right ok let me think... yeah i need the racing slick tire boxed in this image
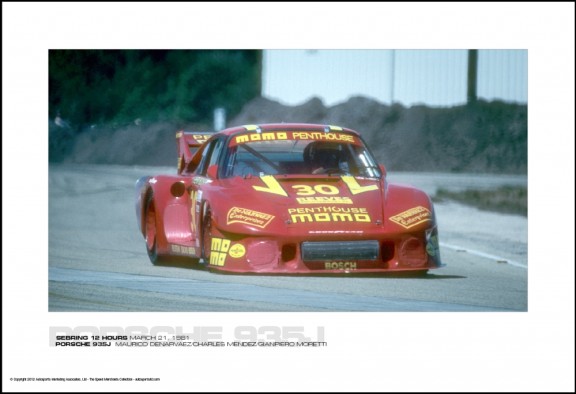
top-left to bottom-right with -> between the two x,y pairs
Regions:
201,205 -> 213,265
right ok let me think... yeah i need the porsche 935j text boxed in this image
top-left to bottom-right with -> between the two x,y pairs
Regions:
135,123 -> 442,274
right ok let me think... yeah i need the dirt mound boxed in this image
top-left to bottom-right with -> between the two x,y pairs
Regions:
231,96 -> 527,173
51,96 -> 527,174
60,122 -> 178,166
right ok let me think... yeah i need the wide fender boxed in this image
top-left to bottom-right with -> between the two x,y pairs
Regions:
200,186 -> 285,237
135,175 -> 193,239
198,188 -> 235,231
383,184 -> 437,232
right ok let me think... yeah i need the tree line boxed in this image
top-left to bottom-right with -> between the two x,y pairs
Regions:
49,50 -> 262,131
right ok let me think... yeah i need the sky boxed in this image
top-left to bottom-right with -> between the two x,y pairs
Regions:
263,49 -> 528,107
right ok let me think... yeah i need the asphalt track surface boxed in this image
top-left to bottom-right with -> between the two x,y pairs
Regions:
48,164 -> 527,312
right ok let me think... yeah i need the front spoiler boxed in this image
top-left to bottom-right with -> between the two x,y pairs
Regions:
162,225 -> 442,275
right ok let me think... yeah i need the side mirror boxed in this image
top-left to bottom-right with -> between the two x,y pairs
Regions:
379,164 -> 387,178
207,164 -> 219,179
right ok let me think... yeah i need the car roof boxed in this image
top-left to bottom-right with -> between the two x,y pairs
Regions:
215,123 -> 361,138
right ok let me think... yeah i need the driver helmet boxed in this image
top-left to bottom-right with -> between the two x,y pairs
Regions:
303,142 -> 344,171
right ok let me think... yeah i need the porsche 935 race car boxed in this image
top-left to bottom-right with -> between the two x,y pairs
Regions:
135,123 -> 442,274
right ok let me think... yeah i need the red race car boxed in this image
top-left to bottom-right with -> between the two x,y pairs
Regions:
135,123 -> 442,274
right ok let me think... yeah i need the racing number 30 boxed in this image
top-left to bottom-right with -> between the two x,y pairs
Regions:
292,177 -> 379,196
253,175 -> 378,196
292,184 -> 339,196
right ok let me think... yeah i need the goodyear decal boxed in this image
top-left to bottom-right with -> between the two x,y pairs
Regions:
288,206 -> 371,223
227,207 -> 275,228
231,131 -> 359,146
389,206 -> 432,229
324,262 -> 357,270
209,238 -> 246,265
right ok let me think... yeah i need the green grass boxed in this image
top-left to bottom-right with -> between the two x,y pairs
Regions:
433,185 -> 527,216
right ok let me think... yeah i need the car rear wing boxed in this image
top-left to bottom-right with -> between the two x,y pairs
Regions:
176,130 -> 214,174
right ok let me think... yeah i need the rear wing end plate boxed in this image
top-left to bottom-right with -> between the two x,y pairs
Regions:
176,130 -> 215,174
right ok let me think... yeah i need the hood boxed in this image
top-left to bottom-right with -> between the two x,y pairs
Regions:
213,174 -> 384,235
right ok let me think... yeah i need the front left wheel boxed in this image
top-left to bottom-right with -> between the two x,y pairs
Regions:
201,206 -> 212,265
144,192 -> 164,265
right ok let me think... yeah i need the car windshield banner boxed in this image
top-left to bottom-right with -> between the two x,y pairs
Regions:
229,131 -> 361,147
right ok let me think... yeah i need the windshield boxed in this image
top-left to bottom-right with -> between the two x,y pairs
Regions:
222,131 -> 381,179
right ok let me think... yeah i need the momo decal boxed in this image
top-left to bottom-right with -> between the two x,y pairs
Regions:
209,238 -> 231,266
227,207 -> 275,228
209,238 -> 247,265
234,132 -> 288,145
389,206 -> 432,229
